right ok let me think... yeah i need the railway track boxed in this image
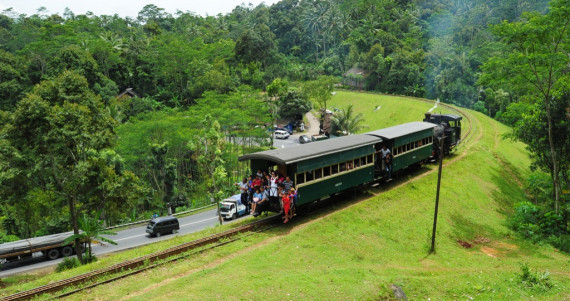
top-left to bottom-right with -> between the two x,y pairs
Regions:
2,99 -> 473,301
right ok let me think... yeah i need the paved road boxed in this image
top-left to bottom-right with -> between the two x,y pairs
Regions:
0,208 -> 249,277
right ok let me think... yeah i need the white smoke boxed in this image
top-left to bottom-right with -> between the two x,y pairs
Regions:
428,98 -> 440,113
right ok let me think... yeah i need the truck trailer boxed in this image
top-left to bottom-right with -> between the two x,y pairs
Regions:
0,232 -> 82,264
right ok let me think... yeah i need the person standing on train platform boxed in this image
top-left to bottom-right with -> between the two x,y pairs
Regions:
282,176 -> 293,192
287,187 -> 297,220
381,145 -> 392,179
281,192 -> 291,223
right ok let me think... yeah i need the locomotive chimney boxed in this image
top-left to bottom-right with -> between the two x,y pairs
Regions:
424,112 -> 432,121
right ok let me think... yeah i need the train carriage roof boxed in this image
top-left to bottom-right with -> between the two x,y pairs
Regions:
365,122 -> 436,140
238,134 -> 381,165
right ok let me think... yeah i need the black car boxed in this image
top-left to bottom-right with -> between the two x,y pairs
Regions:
299,135 -> 311,144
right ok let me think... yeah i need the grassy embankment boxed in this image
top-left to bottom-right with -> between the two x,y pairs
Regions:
4,91 -> 569,300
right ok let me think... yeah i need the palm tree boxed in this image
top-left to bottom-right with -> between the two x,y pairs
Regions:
330,104 -> 368,135
65,213 -> 118,262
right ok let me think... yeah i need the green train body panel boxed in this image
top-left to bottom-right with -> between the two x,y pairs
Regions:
391,144 -> 432,172
296,166 -> 374,206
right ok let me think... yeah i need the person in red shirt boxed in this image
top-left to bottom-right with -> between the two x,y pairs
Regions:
252,175 -> 263,191
282,193 -> 291,223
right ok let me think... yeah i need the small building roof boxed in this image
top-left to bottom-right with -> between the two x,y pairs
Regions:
117,88 -> 139,98
238,135 -> 381,165
365,122 -> 436,140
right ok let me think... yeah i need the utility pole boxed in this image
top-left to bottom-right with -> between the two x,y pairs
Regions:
431,135 -> 445,253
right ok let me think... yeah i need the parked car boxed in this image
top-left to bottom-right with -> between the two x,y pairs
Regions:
299,135 -> 311,144
275,127 -> 293,134
146,216 -> 180,237
275,130 -> 290,139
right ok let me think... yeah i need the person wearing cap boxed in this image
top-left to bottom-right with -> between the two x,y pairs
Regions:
287,187 -> 297,220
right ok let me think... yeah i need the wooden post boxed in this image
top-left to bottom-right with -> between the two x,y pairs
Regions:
431,136 -> 444,253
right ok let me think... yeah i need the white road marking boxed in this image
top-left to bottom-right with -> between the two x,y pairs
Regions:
181,216 -> 218,227
113,216 -> 219,242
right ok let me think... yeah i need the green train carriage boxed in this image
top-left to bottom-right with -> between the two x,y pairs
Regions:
366,122 -> 437,176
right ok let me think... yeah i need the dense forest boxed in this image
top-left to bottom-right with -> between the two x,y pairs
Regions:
0,0 -> 568,253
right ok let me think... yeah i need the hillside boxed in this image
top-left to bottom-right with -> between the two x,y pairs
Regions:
63,98 -> 570,300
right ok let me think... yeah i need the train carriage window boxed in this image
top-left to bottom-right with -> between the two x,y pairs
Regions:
360,157 -> 366,166
367,154 -> 373,164
332,164 -> 339,174
306,170 -> 314,181
323,166 -> 331,177
296,173 -> 305,184
314,168 -> 323,179
340,162 -> 346,171
415,141 -> 418,148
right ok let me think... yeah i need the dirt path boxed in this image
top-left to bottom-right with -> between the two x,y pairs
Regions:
305,110 -> 321,136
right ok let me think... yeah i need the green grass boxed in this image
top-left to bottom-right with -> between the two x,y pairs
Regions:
329,90 -> 456,132
4,92 -> 570,300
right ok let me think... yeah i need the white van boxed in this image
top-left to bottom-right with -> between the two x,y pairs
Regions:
275,130 -> 290,139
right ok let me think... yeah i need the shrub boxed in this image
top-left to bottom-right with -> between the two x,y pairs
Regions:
56,257 -> 80,272
518,263 -> 552,291
509,202 -> 541,240
548,234 -> 570,253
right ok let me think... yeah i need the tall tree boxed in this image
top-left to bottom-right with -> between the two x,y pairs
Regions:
303,75 -> 338,111
479,0 -> 570,213
0,71 -> 116,262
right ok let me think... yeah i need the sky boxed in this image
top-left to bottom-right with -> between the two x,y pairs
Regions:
0,0 -> 281,18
